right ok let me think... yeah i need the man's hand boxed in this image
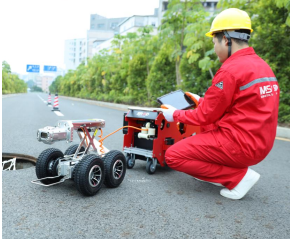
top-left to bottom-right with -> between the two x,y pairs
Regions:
185,92 -> 200,107
160,104 -> 177,122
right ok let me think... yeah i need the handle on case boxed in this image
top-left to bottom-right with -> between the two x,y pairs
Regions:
184,92 -> 198,108
161,105 -> 168,109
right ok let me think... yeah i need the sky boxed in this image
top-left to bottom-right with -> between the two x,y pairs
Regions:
1,0 -> 160,76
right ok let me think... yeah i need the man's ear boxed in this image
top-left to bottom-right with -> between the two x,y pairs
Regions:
223,35 -> 229,46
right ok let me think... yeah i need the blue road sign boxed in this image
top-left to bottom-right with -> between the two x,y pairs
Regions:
26,65 -> 40,73
44,65 -> 57,72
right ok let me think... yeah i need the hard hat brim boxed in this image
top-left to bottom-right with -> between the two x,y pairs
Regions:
205,31 -> 214,37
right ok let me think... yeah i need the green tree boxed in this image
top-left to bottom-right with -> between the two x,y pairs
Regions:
49,75 -> 62,93
122,27 -> 160,104
26,79 -> 36,89
181,5 -> 220,94
31,85 -> 43,92
127,54 -> 148,105
179,54 -> 213,96
147,45 -> 176,106
160,0 -> 206,87
130,26 -> 158,76
2,61 -> 27,94
2,61 -> 11,73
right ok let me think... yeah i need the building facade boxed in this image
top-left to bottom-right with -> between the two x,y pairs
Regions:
92,9 -> 159,55
118,15 -> 158,36
158,0 -> 219,25
86,14 -> 126,60
35,75 -> 54,92
64,14 -> 126,71
90,14 -> 125,32
64,38 -> 87,71
86,30 -> 115,61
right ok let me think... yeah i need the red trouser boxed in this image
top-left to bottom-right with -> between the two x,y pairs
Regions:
165,127 -> 263,190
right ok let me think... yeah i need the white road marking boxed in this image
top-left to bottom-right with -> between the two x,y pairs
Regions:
37,94 -> 46,103
37,94 -> 64,116
54,111 -> 64,117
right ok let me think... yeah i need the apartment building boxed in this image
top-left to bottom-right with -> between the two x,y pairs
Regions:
64,38 -> 87,71
119,8 -> 158,35
158,0 -> 219,25
64,14 -> 126,71
86,30 -> 115,61
90,14 -> 125,32
35,75 -> 54,92
119,16 -> 158,35
87,14 -> 126,59
202,0 -> 219,13
92,14 -> 158,55
92,9 -> 159,55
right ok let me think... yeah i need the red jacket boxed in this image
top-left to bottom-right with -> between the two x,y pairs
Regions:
173,47 -> 279,160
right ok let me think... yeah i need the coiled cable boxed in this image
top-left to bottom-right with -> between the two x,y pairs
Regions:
98,126 -> 148,154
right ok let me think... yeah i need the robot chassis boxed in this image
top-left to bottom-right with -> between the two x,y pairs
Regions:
32,119 -> 126,196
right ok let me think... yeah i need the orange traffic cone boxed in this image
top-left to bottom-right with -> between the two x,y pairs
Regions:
52,93 -> 60,111
47,92 -> 52,105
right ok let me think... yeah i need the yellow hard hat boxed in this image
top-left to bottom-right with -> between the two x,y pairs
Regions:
206,8 -> 253,37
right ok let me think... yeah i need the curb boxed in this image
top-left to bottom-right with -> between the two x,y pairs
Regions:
276,127 -> 290,140
60,95 -> 130,111
60,95 -> 290,140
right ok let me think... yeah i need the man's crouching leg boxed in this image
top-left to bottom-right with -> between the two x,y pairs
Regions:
164,135 -> 258,199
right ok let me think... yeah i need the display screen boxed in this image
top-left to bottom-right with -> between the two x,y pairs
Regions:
157,90 -> 195,110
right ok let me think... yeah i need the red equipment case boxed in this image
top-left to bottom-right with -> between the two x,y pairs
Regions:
123,107 -> 200,174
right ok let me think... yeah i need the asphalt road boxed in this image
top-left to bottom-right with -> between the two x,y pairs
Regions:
2,93 -> 290,239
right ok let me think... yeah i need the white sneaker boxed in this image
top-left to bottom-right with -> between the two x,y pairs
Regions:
194,177 -> 223,187
220,168 -> 260,200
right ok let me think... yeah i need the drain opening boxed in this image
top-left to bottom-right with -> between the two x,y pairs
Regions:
2,153 -> 36,170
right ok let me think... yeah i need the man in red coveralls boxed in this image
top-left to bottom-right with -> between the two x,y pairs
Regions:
160,8 -> 280,199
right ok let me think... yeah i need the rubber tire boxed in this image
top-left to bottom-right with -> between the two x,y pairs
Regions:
102,150 -> 126,188
64,144 -> 85,156
146,160 -> 156,175
74,154 -> 105,196
126,154 -> 135,169
36,148 -> 64,184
